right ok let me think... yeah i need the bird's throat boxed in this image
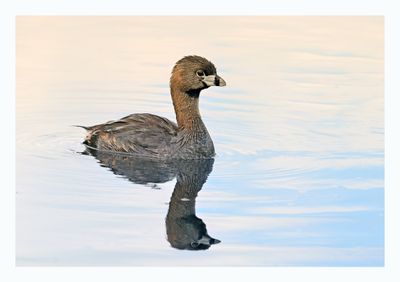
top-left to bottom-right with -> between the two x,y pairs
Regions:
171,88 -> 205,131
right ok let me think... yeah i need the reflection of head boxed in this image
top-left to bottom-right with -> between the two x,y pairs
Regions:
166,213 -> 220,250
165,159 -> 221,250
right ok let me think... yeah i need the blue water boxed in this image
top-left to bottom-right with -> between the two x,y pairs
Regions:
16,16 -> 384,266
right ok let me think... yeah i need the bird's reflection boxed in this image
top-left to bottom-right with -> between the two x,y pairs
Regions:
83,148 -> 221,250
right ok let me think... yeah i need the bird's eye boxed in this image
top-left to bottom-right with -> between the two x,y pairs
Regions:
196,70 -> 205,77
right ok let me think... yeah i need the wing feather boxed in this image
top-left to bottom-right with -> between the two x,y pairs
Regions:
84,113 -> 178,156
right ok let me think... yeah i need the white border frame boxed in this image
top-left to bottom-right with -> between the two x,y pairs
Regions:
1,1 -> 398,281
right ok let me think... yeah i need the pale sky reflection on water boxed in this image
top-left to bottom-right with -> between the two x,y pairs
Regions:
16,16 -> 383,266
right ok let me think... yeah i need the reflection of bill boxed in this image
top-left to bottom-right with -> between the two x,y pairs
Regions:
83,148 -> 221,250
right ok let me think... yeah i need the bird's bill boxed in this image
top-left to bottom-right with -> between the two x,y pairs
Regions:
203,75 -> 226,87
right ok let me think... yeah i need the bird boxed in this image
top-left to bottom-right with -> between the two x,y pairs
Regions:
77,55 -> 226,159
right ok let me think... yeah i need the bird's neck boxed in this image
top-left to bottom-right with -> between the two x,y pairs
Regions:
171,87 -> 206,132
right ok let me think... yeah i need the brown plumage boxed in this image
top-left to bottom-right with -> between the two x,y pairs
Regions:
78,55 -> 226,159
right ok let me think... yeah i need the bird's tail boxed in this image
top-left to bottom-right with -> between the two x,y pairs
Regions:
73,125 -> 97,147
72,125 -> 91,130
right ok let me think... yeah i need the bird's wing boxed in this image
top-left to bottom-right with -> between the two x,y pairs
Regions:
84,113 -> 178,155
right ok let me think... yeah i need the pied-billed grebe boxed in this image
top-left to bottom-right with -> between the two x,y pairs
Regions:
78,55 -> 226,159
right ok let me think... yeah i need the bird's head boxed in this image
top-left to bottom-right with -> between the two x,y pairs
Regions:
170,55 -> 226,97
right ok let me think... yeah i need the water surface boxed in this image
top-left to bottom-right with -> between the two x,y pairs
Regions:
16,16 -> 384,266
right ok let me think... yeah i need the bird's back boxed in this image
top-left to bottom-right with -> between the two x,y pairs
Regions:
82,113 -> 178,158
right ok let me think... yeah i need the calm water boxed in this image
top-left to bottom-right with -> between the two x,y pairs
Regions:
16,16 -> 384,266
